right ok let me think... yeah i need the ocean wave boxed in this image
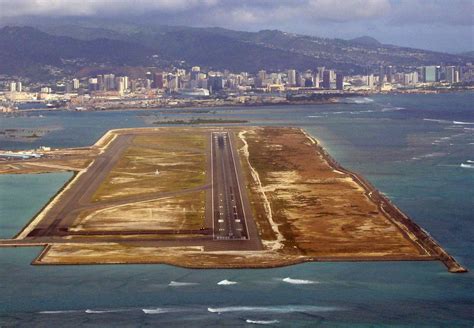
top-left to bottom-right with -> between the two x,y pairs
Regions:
85,309 -> 129,314
246,319 -> 280,325
39,310 -> 81,314
217,279 -> 238,285
467,160 -> 474,163
381,107 -> 403,112
411,152 -> 446,160
460,163 -> 474,169
207,305 -> 341,314
348,97 -> 374,104
282,277 -> 318,285
168,281 -> 199,287
453,121 -> 474,125
307,115 -> 322,118
142,308 -> 170,314
423,118 -> 451,124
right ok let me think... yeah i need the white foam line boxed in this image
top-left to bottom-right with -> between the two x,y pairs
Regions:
217,279 -> 238,285
282,277 -> 318,285
208,305 -> 342,313
246,319 -> 280,325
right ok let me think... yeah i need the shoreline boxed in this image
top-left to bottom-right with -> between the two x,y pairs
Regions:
0,127 -> 467,273
303,130 -> 467,273
4,88 -> 472,114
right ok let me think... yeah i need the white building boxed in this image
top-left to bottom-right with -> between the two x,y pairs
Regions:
72,78 -> 80,89
287,69 -> 296,86
446,66 -> 459,84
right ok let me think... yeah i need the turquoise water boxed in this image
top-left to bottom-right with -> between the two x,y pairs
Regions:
0,93 -> 473,326
0,173 -> 72,238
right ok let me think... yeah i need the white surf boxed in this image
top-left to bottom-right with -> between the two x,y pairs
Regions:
217,279 -> 238,285
282,277 -> 318,285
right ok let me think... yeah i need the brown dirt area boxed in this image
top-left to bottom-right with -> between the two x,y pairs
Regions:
239,127 -> 426,258
70,191 -> 206,232
30,127 -> 457,269
92,131 -> 207,202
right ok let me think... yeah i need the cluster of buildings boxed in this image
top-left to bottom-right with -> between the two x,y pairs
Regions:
1,63 -> 472,111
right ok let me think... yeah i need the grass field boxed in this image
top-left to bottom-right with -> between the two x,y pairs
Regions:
239,127 -> 425,257
71,191 -> 206,232
92,131 -> 207,202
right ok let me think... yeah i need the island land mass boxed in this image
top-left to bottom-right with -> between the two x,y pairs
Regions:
0,127 -> 467,273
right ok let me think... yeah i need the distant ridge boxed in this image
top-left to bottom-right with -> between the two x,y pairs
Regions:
349,36 -> 381,46
0,24 -> 471,81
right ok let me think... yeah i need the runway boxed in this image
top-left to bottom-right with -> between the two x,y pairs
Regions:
211,132 -> 249,240
26,134 -> 133,237
21,129 -> 262,251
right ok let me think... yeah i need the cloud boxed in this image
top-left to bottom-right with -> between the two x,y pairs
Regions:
0,0 -> 392,21
0,0 -> 470,52
0,0 -> 219,17
389,0 -> 473,26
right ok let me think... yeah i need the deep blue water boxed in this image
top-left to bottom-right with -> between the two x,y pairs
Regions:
0,93 -> 473,327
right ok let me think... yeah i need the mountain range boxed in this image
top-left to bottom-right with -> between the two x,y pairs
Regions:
0,22 -> 470,81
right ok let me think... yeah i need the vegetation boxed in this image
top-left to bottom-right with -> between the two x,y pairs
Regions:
153,118 -> 248,125
93,131 -> 207,202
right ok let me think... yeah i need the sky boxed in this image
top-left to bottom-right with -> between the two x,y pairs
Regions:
0,0 -> 473,53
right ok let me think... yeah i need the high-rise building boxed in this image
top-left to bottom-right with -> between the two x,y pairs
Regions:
322,70 -> 331,89
287,69 -> 296,86
167,74 -> 179,91
9,82 -> 16,92
88,78 -> 99,92
117,77 -> 128,94
97,75 -> 104,91
386,66 -> 394,83
191,66 -> 201,80
336,73 -> 344,90
313,73 -> 320,88
367,74 -> 374,88
72,78 -> 80,89
317,67 -> 325,78
412,71 -> 419,84
423,66 -> 438,82
130,80 -> 138,92
123,76 -> 129,91
16,82 -> 22,92
153,73 -> 164,89
208,75 -> 224,93
104,74 -> 115,91
446,66 -> 459,84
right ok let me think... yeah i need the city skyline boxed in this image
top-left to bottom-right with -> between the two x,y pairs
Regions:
0,0 -> 472,53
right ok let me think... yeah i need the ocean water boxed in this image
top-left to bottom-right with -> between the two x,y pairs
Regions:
0,92 -> 473,326
0,173 -> 73,239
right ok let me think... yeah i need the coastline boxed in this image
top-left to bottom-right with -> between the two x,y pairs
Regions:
303,130 -> 467,273
0,127 -> 467,273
